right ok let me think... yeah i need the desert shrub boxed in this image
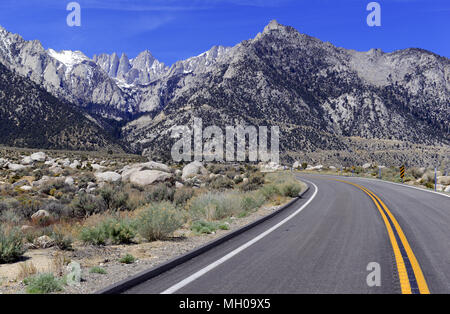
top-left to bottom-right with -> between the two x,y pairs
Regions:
0,227 -> 26,263
302,163 -> 308,170
119,254 -> 136,264
51,230 -> 73,251
80,217 -> 136,245
136,202 -> 184,241
280,182 -> 303,197
240,173 -> 265,191
16,197 -> 41,219
80,225 -> 108,246
0,200 -> 9,214
78,173 -> 96,189
189,192 -> 243,221
89,266 -> 107,274
70,193 -> 106,218
208,176 -> 234,190
24,273 -> 64,294
259,184 -> 280,200
107,218 -> 136,244
241,192 -> 266,212
32,169 -> 49,181
207,163 -> 223,175
0,208 -> 22,224
173,188 -> 195,206
146,184 -> 175,203
40,180 -> 65,195
425,182 -> 435,189
191,220 -> 230,234
98,186 -> 129,211
42,201 -> 68,220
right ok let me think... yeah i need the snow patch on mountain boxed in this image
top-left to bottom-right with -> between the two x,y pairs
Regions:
47,49 -> 89,71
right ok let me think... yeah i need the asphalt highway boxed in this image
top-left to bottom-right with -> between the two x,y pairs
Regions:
123,174 -> 450,294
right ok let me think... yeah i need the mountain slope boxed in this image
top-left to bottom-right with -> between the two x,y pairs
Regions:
0,21 -> 448,165
0,26 -> 136,120
122,20 -> 449,160
0,62 -> 123,151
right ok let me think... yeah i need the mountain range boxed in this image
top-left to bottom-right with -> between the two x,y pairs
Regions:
0,21 -> 448,165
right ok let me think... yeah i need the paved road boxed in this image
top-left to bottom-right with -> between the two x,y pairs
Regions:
124,174 -> 450,294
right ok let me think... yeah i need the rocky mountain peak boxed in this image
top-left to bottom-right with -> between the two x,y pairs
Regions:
263,19 -> 284,33
118,53 -> 131,76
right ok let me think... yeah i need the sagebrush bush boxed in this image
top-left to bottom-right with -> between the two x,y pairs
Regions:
119,254 -> 136,264
208,176 -> 234,190
137,202 -> 184,241
70,193 -> 106,218
173,188 -> 194,206
189,192 -> 243,221
240,173 -> 265,191
80,225 -> 108,246
241,192 -> 266,212
98,186 -> 129,211
51,230 -> 73,251
16,197 -> 41,220
24,273 -> 64,294
42,201 -> 68,220
259,184 -> 280,200
191,220 -> 230,234
107,218 -> 136,244
280,182 -> 302,197
80,217 -> 136,245
90,266 -> 107,274
146,184 -> 175,203
0,208 -> 22,224
0,227 -> 26,263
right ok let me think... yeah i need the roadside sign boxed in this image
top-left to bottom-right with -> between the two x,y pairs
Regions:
400,165 -> 405,183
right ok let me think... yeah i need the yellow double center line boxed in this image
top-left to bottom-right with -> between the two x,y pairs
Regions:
335,179 -> 430,294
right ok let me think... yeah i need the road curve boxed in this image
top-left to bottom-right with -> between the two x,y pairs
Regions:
123,174 -> 450,294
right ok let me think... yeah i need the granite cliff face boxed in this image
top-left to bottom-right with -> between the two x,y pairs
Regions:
122,20 -> 449,160
0,26 -> 135,120
0,21 -> 448,164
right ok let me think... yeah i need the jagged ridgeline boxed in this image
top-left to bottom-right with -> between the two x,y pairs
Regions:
0,21 -> 448,164
0,63 -> 123,151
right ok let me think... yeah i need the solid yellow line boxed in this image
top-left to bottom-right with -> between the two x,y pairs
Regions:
367,189 -> 430,294
334,179 -> 412,294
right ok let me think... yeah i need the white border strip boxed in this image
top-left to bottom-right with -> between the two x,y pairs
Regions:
161,180 -> 319,294
349,176 -> 450,199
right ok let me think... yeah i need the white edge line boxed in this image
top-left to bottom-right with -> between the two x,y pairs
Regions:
160,180 -> 319,294
348,176 -> 450,199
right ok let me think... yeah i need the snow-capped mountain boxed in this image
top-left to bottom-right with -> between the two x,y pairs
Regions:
47,49 -> 90,72
0,21 -> 448,165
0,25 -> 134,119
0,24 -> 232,120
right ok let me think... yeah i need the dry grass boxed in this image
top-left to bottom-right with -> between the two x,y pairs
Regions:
50,252 -> 71,277
17,261 -> 37,280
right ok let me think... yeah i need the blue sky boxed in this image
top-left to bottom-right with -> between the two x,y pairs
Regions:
0,0 -> 448,65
